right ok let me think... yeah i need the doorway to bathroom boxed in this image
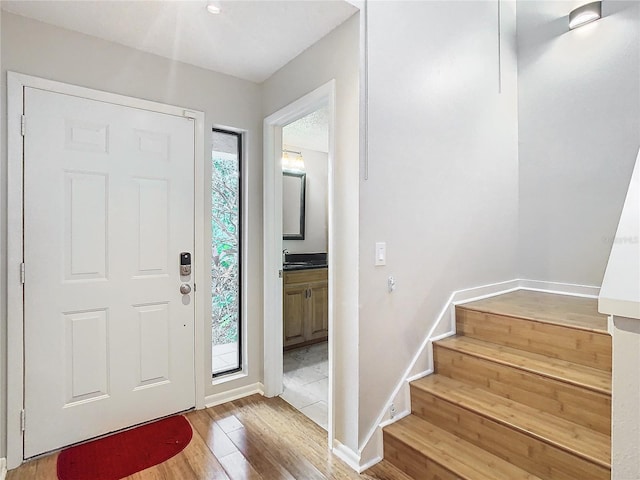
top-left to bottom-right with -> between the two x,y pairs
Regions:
280,108 -> 330,429
263,81 -> 336,443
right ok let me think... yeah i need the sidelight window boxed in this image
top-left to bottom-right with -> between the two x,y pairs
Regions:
211,128 -> 242,377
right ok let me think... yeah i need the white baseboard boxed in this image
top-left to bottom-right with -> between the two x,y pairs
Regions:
332,440 -> 362,472
358,453 -> 384,473
333,439 -> 383,474
204,382 -> 264,408
517,279 -> 600,298
0,458 -> 6,480
452,279 -> 521,306
356,278 -> 601,470
379,409 -> 410,429
406,368 -> 433,384
356,279 -> 521,469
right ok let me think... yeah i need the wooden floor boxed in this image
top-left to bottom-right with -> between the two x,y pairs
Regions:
461,290 -> 608,332
7,395 -> 411,480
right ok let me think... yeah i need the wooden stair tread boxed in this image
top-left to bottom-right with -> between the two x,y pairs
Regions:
412,374 -> 611,468
459,290 -> 608,333
383,290 -> 612,480
385,416 -> 544,480
436,335 -> 611,395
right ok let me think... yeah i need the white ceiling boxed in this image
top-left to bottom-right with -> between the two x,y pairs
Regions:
283,106 -> 329,153
1,0 -> 358,83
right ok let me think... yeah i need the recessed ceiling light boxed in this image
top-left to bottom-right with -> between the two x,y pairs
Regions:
206,3 -> 221,14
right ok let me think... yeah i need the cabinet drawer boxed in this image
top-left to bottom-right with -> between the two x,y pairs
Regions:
284,268 -> 328,285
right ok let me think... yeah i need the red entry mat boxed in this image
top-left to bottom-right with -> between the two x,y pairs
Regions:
57,415 -> 193,480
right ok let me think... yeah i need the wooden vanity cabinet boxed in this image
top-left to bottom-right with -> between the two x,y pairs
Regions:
283,268 -> 328,349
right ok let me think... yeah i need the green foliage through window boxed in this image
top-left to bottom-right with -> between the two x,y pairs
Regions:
211,146 -> 240,348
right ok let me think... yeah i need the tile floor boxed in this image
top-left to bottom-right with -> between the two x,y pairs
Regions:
280,342 -> 328,430
212,342 -> 239,375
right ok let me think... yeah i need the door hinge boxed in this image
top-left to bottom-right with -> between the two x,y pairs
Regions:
20,409 -> 25,433
21,114 -> 26,136
193,283 -> 197,292
20,262 -> 25,285
279,270 -> 283,278
182,110 -> 197,120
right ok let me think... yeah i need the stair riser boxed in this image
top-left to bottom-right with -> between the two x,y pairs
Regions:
456,307 -> 612,371
411,386 -> 610,480
434,346 -> 611,435
384,433 -> 460,480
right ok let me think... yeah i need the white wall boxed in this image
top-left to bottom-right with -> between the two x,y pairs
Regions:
0,11 -> 264,458
599,149 -> 640,319
359,0 -> 519,446
609,316 -> 640,479
282,146 -> 328,254
262,13 -> 360,452
517,1 -> 640,286
518,8 -> 640,473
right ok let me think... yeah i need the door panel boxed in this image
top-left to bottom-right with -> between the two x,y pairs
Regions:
23,88 -> 195,458
135,303 -> 170,388
136,178 -> 169,275
65,309 -> 109,404
64,172 -> 108,280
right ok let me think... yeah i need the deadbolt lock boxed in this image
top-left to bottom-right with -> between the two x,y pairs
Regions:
180,252 -> 191,276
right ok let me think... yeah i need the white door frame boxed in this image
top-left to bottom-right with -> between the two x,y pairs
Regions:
6,72 -> 206,469
263,80 -> 336,443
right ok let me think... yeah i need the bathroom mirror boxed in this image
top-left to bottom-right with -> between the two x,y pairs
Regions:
282,171 -> 306,240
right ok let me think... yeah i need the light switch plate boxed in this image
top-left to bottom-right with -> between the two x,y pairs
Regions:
375,242 -> 386,266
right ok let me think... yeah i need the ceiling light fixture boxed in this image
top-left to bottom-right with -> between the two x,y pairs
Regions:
569,1 -> 602,30
206,2 -> 221,14
281,149 -> 305,172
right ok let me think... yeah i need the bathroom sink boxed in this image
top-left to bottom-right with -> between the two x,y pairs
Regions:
283,262 -> 327,271
283,253 -> 328,270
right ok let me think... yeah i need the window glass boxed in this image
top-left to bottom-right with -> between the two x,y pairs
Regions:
211,129 -> 241,376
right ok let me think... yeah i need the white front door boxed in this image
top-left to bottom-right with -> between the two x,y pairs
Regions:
23,87 -> 196,458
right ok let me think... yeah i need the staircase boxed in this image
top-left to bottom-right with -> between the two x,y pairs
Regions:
383,290 -> 612,480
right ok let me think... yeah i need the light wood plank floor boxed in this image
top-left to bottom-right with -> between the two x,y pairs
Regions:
7,395 -> 411,480
461,290 -> 608,332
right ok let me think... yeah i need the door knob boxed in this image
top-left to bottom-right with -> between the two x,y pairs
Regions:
180,283 -> 192,295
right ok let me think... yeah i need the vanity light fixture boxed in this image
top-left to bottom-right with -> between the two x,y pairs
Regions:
281,149 -> 305,172
569,1 -> 602,29
206,2 -> 221,14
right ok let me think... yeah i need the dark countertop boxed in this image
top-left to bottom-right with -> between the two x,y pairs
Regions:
283,252 -> 327,271
283,263 -> 328,271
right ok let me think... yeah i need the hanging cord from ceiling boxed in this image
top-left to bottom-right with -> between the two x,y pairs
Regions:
498,0 -> 502,94
363,0 -> 369,180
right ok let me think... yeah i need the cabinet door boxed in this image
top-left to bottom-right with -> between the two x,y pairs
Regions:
283,285 -> 307,347
307,282 -> 328,341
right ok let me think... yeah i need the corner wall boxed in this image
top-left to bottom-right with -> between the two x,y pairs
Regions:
359,0 -> 519,451
517,1 -> 640,286
0,11 -> 263,460
262,13 -> 361,453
